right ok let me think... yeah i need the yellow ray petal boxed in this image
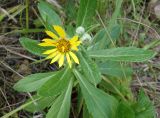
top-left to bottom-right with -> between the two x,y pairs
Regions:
53,25 -> 66,38
46,51 -> 58,59
45,30 -> 58,40
50,53 -> 61,64
43,49 -> 57,54
69,51 -> 79,64
76,41 -> 82,44
66,53 -> 72,68
58,54 -> 64,67
71,46 -> 78,51
38,42 -> 55,47
70,35 -> 78,43
70,41 -> 81,47
74,41 -> 81,46
42,38 -> 56,44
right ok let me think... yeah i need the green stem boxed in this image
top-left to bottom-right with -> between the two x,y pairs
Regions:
26,0 -> 29,29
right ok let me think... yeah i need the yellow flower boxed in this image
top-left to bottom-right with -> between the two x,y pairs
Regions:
38,25 -> 81,68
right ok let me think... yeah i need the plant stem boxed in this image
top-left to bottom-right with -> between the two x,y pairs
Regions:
1,98 -> 40,118
26,0 -> 29,29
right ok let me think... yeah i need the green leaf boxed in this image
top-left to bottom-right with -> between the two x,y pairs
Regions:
97,0 -> 108,16
110,25 -> 121,40
92,29 -> 106,44
64,0 -> 77,20
94,0 -> 122,49
108,0 -> 123,30
98,61 -> 132,78
20,37 -> 51,57
66,25 -> 75,37
89,47 -> 156,62
46,78 -> 73,118
90,29 -> 107,50
77,0 -> 97,28
133,89 -> 156,118
116,102 -> 135,118
24,95 -> 55,113
14,71 -> 58,92
101,76 -> 133,101
144,39 -> 160,50
78,50 -> 101,86
38,1 -> 62,27
90,25 -> 121,50
38,67 -> 72,97
73,69 -> 118,118
83,104 -> 92,118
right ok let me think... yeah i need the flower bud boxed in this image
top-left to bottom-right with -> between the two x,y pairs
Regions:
76,26 -> 85,35
81,33 -> 92,44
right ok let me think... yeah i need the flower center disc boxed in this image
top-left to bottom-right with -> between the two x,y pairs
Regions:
56,39 -> 71,53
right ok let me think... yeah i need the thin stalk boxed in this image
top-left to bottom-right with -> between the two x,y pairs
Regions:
131,0 -> 136,18
25,0 -> 29,29
1,98 -> 40,118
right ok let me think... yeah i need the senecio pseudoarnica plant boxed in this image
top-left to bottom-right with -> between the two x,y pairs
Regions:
8,0 -> 157,118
